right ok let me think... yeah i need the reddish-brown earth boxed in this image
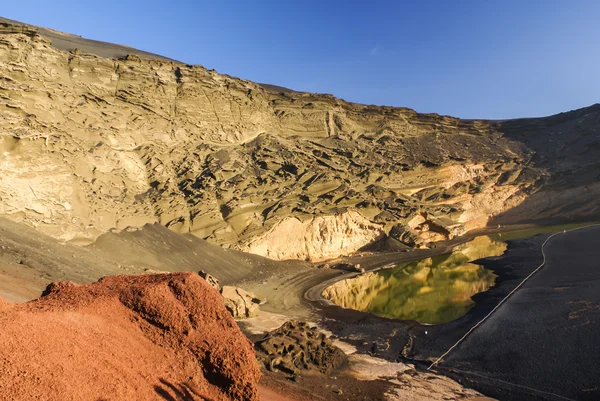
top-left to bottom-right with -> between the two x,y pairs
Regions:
0,272 -> 260,401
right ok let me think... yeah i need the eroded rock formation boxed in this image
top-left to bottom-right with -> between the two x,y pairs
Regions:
198,270 -> 264,318
255,321 -> 348,375
221,285 -> 263,318
1,22 -> 599,260
242,210 -> 385,261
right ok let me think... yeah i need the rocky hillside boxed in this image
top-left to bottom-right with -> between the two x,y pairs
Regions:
1,21 -> 599,261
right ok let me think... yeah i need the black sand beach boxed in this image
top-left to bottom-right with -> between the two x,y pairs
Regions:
313,226 -> 600,400
439,226 -> 600,400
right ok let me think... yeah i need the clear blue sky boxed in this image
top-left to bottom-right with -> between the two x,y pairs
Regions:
3,1 -> 599,119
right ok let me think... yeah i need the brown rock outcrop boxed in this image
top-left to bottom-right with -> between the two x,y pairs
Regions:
221,285 -> 264,318
0,272 -> 261,401
197,270 -> 264,318
199,269 -> 222,291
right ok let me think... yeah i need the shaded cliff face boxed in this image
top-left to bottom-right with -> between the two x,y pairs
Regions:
1,22 -> 599,260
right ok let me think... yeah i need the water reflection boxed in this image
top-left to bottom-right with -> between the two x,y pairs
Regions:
322,236 -> 507,324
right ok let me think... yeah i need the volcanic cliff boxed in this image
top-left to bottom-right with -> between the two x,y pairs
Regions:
1,20 -> 599,261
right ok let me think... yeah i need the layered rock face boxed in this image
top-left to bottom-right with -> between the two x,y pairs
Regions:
0,272 -> 261,401
1,22 -> 599,260
242,211 -> 385,261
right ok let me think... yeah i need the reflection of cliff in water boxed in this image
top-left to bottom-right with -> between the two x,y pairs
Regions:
322,236 -> 507,324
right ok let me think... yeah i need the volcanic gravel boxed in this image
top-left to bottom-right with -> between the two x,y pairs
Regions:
0,272 -> 260,401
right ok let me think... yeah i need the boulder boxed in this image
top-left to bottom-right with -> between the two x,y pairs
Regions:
197,271 -> 263,318
329,262 -> 364,273
198,269 -> 221,291
221,285 -> 264,318
388,223 -> 419,247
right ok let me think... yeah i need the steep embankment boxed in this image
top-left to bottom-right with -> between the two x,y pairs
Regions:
1,21 -> 599,261
0,272 -> 260,401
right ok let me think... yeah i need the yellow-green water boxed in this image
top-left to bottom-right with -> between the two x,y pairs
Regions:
322,236 -> 506,324
323,223 -> 598,324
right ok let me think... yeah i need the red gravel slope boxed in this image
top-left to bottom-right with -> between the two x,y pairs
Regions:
0,272 -> 260,401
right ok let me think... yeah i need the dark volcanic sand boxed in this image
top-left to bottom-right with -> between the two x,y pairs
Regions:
315,227 -> 600,400
439,226 -> 600,401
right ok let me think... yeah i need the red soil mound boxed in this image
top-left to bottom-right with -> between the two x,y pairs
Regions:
0,272 -> 260,401
0,296 -> 12,311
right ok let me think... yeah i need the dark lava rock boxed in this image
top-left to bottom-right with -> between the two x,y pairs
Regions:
328,262 -> 365,273
388,223 -> 419,247
255,321 -> 348,375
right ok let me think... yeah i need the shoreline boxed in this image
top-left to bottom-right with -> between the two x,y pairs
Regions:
303,219 -> 595,318
433,225 -> 600,400
239,226 -> 562,400
309,233 -> 550,356
242,219 -> 597,340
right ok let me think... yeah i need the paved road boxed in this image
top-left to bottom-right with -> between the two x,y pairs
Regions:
442,226 -> 600,401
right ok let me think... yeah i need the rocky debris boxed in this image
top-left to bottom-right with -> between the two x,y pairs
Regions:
197,270 -> 264,318
388,214 -> 462,249
255,321 -> 348,375
221,285 -> 264,318
388,223 -> 420,247
0,272 -> 261,401
322,262 -> 365,273
198,269 -> 221,291
0,23 -> 599,260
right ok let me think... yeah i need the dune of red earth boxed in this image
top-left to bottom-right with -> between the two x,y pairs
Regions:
0,273 -> 260,401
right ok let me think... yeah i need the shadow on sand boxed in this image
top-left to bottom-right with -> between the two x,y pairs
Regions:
154,378 -> 215,401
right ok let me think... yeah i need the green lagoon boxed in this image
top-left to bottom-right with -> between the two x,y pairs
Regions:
322,236 -> 506,324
